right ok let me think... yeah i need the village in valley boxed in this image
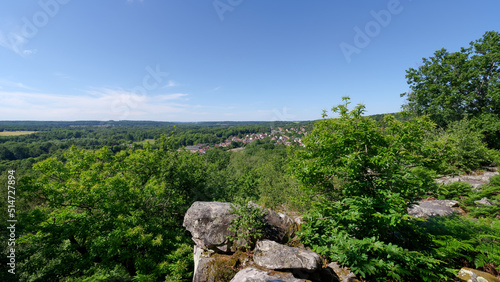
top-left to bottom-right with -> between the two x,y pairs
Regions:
183,126 -> 308,154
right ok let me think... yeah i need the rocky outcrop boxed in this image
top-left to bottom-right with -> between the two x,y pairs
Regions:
183,201 -> 298,253
457,267 -> 500,282
408,200 -> 462,218
249,202 -> 298,243
475,197 -> 495,206
230,267 -> 306,282
184,201 -> 361,282
436,170 -> 499,189
183,201 -> 237,252
254,240 -> 321,271
327,262 -> 361,282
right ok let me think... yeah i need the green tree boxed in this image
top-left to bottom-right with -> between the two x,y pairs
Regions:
16,140 -> 215,281
290,98 -> 450,280
401,31 -> 500,146
422,119 -> 498,173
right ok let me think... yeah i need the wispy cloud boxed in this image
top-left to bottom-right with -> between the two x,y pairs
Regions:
54,72 -> 73,80
22,49 -> 37,55
0,78 -> 38,91
0,88 -> 192,120
157,93 -> 188,101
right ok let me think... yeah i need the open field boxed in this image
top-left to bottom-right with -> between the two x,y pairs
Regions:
0,131 -> 37,136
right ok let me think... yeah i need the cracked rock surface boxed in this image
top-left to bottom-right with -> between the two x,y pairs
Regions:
253,240 -> 321,271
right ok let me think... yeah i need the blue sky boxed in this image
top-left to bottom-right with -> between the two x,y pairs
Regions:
0,0 -> 498,121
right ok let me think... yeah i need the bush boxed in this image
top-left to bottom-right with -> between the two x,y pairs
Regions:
300,208 -> 453,281
227,199 -> 265,252
461,175 -> 500,218
423,119 -> 498,173
437,181 -> 473,200
291,98 -> 449,280
422,215 -> 500,275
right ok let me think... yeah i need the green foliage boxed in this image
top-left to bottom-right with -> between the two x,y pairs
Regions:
423,215 -> 500,273
291,98 -> 435,236
220,145 -> 301,210
422,119 -> 498,173
291,98 -> 453,280
227,199 -> 265,252
461,175 -> 500,218
15,141 -> 214,281
300,208 -> 451,281
437,181 -> 473,200
401,30 -> 500,147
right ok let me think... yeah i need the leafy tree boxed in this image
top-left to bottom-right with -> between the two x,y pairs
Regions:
422,119 -> 498,173
290,98 -> 451,280
16,139 -> 216,281
401,31 -> 500,146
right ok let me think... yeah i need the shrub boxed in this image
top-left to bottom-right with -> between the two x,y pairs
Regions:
291,98 -> 450,280
461,175 -> 500,218
423,215 -> 500,275
227,199 -> 265,252
437,181 -> 473,200
423,119 -> 498,173
299,206 -> 452,281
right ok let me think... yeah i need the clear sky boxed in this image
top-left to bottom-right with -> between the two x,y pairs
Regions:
0,0 -> 499,122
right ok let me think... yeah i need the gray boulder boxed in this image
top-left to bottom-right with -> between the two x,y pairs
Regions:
436,170 -> 499,190
254,240 -> 321,271
327,262 -> 361,282
475,197 -> 495,206
193,245 -> 217,282
408,200 -> 461,218
457,267 -> 500,282
249,202 -> 298,243
230,267 -> 306,282
183,201 -> 237,252
183,201 -> 298,253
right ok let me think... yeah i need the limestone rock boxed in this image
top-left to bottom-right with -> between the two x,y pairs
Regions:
183,201 -> 236,252
457,267 -> 500,282
254,240 -> 321,271
475,197 -> 495,206
193,255 -> 215,282
193,249 -> 252,282
193,245 -> 209,280
327,262 -> 361,282
183,201 -> 298,253
249,201 -> 298,243
293,216 -> 304,227
408,200 -> 461,218
436,170 -> 499,190
230,267 -> 306,282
